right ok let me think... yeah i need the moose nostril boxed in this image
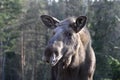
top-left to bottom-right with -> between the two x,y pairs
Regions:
46,60 -> 49,63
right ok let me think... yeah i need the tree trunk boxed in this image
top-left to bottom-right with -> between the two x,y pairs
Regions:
2,53 -> 5,80
21,31 -> 25,80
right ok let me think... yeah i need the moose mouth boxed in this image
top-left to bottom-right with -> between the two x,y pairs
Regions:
50,54 -> 63,66
50,59 -> 58,66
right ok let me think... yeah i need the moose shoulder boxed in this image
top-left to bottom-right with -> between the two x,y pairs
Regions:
41,15 -> 96,80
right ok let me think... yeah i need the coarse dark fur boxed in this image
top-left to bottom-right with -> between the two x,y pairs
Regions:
41,15 -> 96,80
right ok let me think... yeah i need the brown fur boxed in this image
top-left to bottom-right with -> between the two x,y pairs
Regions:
41,15 -> 96,80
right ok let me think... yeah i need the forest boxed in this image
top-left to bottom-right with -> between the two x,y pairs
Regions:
0,0 -> 120,80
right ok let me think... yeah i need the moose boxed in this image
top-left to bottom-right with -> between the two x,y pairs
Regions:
41,15 -> 96,80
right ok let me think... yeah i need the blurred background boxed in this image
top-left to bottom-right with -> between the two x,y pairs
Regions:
0,0 -> 120,80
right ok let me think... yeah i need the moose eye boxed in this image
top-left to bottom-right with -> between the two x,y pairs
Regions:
64,31 -> 72,37
53,31 -> 55,35
67,32 -> 72,37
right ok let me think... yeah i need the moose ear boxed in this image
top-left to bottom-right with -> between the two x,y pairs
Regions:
41,15 -> 60,29
72,16 -> 87,33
